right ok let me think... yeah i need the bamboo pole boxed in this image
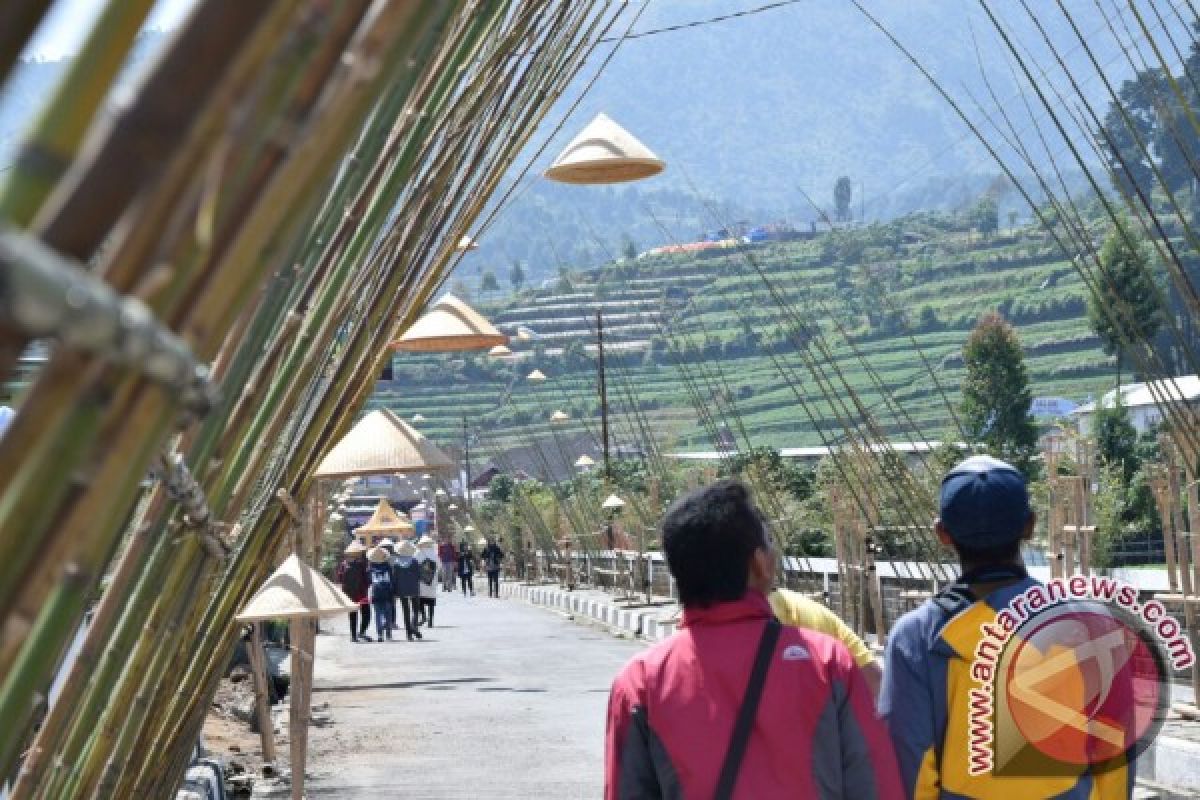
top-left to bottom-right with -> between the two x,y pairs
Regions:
248,624 -> 277,764
0,0 -> 156,226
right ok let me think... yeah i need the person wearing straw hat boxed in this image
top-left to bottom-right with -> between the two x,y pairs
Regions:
336,542 -> 373,642
366,546 -> 395,642
391,539 -> 424,641
415,535 -> 440,628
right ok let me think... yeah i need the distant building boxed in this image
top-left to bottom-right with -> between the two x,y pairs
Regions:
1072,375 -> 1200,435
1029,396 -> 1078,419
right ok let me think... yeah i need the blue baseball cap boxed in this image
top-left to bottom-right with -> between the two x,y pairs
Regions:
938,455 -> 1032,547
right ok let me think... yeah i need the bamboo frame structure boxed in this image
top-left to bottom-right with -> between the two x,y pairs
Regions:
0,1 -> 626,795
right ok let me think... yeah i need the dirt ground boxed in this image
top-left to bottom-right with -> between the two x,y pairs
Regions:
201,666 -> 273,797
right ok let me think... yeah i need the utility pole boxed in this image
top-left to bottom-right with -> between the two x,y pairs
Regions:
462,415 -> 472,510
597,310 -> 611,480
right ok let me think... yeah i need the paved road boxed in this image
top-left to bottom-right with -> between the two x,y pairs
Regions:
304,585 -> 642,799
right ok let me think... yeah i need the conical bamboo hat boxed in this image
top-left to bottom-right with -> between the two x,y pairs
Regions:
236,554 -> 357,621
527,369 -> 547,382
390,294 -> 507,352
544,113 -> 664,185
354,498 -> 415,536
488,344 -> 513,357
314,409 -> 454,478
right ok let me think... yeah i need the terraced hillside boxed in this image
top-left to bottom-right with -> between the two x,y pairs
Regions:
373,215 -> 1132,460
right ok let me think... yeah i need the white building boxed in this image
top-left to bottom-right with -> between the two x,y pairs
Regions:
1072,375 -> 1200,435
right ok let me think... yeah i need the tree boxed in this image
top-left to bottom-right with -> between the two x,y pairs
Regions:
556,266 -> 574,293
508,261 -> 525,293
486,473 -> 516,503
1093,398 -> 1139,484
969,195 -> 998,238
1086,222 -> 1164,385
960,312 -> 1039,475
834,176 -> 853,223
480,269 -> 499,295
621,233 -> 638,262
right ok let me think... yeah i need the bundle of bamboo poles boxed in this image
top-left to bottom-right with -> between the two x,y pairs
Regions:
0,1 -> 624,796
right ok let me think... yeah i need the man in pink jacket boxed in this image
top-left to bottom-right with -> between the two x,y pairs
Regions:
604,480 -> 903,799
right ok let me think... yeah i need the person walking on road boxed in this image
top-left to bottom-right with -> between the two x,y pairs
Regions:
366,546 -> 394,642
438,537 -> 458,591
391,539 -> 424,640
880,456 -> 1133,799
415,535 -> 440,627
380,538 -> 400,632
480,536 -> 505,598
604,480 -> 902,799
456,540 -> 477,597
336,541 -> 372,642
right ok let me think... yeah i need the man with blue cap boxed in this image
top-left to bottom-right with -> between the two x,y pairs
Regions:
880,455 -> 1133,798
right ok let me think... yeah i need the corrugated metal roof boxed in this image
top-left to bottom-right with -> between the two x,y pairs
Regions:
1072,375 -> 1200,415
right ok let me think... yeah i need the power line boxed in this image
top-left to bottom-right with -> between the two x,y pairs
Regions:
599,0 -> 806,42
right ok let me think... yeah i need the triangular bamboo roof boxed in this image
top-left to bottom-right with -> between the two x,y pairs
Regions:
527,369 -> 547,382
236,554 -> 357,621
314,409 -> 454,478
390,294 -> 507,352
544,112 -> 664,185
354,498 -> 414,535
488,344 -> 513,357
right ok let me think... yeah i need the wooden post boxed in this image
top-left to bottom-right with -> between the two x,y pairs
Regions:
828,485 -> 850,624
247,623 -> 276,764
1150,471 -> 1181,593
1044,442 -> 1062,580
288,617 -> 316,800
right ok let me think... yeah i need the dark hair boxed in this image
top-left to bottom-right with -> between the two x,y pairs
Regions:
951,537 -> 1021,567
660,480 -> 767,607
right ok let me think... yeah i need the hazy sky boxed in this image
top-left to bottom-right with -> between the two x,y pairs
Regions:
25,0 -> 195,60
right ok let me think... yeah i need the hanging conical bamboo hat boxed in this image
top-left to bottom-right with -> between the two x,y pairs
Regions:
488,344 -> 513,357
527,369 -> 547,382
354,498 -> 415,536
390,294 -> 507,352
314,409 -> 454,478
544,113 -> 665,185
456,234 -> 480,251
236,554 -> 357,621
575,454 -> 595,468
550,410 -> 569,422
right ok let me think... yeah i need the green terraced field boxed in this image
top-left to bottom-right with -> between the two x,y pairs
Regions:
376,220 -> 1120,459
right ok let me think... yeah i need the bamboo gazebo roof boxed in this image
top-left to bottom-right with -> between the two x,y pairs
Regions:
354,498 -> 414,536
236,554 -> 357,621
390,294 -> 506,352
314,409 -> 453,479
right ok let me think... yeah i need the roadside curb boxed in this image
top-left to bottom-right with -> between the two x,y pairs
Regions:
501,582 -> 679,642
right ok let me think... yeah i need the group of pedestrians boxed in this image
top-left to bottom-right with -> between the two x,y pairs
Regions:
336,535 -> 442,642
429,536 -> 506,598
337,534 -> 508,643
605,457 -> 1134,799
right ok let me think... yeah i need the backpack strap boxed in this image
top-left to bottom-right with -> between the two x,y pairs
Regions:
714,618 -> 781,800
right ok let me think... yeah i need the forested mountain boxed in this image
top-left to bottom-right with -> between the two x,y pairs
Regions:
0,3 -> 1184,287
